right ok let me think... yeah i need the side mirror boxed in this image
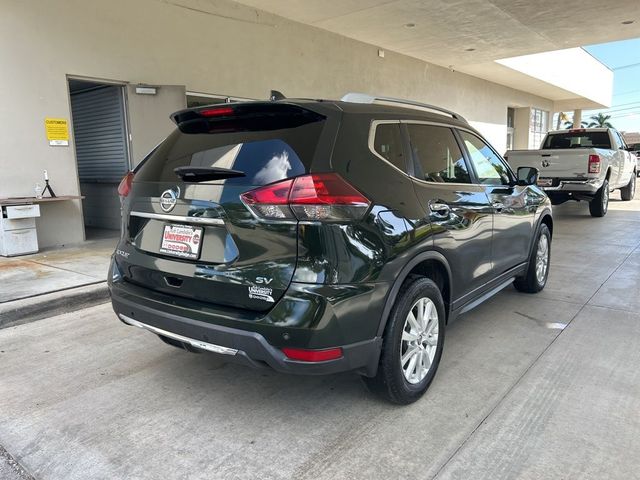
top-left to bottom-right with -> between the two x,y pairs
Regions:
517,166 -> 538,186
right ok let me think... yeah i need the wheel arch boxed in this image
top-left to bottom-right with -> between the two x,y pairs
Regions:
527,210 -> 553,261
376,250 -> 453,337
539,212 -> 553,238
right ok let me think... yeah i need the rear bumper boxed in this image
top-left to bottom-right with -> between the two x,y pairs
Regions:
541,177 -> 602,194
109,268 -> 386,376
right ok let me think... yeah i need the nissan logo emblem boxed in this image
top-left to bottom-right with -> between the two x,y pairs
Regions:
160,187 -> 179,213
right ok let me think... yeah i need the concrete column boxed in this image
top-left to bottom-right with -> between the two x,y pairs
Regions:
513,107 -> 531,149
573,109 -> 582,127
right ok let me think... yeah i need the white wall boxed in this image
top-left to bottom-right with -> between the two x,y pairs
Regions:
0,0 -> 554,246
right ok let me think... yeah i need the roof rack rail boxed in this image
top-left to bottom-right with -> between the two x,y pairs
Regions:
340,92 -> 466,122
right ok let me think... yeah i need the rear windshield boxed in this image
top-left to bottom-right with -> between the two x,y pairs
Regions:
542,131 -> 611,149
135,119 -> 326,186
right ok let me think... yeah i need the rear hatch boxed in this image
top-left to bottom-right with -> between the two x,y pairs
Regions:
120,102 -> 335,312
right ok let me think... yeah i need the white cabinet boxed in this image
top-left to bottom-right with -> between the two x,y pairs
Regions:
1,204 -> 40,256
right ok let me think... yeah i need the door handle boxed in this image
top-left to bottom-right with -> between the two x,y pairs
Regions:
492,202 -> 504,212
429,202 -> 451,218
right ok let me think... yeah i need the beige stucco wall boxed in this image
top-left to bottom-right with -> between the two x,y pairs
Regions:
0,0 -> 553,247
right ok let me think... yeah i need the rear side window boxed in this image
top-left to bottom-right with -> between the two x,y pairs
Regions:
407,124 -> 471,183
373,123 -> 406,171
135,120 -> 325,186
542,131 -> 611,149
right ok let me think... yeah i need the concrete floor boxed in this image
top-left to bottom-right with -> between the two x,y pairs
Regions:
1,194 -> 639,479
0,232 -> 117,303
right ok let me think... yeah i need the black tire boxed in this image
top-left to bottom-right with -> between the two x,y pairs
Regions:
362,277 -> 445,405
514,224 -> 551,294
621,173 -> 636,201
589,179 -> 609,217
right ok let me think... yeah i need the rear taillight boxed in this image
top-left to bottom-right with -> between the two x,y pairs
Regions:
240,178 -> 295,219
588,154 -> 601,174
281,347 -> 343,362
117,171 -> 135,197
240,173 -> 370,222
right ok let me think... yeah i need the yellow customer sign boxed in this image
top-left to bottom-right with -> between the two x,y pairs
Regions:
45,118 -> 69,146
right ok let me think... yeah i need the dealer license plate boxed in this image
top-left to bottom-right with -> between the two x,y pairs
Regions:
537,178 -> 553,187
159,224 -> 203,260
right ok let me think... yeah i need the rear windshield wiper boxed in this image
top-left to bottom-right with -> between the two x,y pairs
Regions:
174,166 -> 246,182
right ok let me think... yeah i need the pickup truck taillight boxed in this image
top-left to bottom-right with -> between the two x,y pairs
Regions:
588,154 -> 601,174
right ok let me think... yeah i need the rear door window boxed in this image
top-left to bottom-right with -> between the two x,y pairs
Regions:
407,124 -> 471,183
372,123 -> 406,172
135,120 -> 325,186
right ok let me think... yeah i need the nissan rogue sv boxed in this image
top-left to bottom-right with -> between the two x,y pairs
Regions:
109,93 -> 552,404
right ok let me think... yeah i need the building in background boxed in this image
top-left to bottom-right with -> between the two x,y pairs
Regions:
623,132 -> 640,145
2,0 -> 637,247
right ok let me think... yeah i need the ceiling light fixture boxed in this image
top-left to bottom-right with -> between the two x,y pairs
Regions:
621,20 -> 634,24
404,23 -> 416,28
465,48 -> 476,51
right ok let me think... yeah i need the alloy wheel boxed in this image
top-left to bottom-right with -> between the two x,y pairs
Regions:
400,297 -> 439,384
535,234 -> 549,285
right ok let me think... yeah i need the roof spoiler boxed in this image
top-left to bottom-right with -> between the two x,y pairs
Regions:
169,102 -> 325,133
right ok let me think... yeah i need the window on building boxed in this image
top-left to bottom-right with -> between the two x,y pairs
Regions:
507,107 -> 515,128
407,124 -> 471,183
529,108 -> 549,149
506,107 -> 515,151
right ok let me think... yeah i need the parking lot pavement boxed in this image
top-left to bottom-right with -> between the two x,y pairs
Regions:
1,194 -> 639,479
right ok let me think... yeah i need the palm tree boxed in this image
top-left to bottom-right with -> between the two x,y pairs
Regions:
587,113 -> 614,128
563,120 -> 588,129
556,112 -> 570,129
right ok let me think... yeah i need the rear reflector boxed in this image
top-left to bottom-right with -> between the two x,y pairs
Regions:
281,347 -> 343,362
588,154 -> 601,174
117,171 -> 135,197
240,173 -> 370,222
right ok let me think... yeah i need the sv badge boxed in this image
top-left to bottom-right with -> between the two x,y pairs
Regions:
255,276 -> 273,285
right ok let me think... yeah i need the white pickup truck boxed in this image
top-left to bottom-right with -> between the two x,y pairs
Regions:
505,128 -> 636,217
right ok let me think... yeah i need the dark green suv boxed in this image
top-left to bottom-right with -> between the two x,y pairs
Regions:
109,93 -> 552,404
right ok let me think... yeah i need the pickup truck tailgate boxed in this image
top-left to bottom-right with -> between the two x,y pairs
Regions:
534,150 -> 591,177
506,148 -> 611,178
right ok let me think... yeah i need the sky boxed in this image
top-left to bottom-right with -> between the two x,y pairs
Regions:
581,38 -> 640,133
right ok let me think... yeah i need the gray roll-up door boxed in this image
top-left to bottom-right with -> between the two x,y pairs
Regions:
70,86 -> 129,182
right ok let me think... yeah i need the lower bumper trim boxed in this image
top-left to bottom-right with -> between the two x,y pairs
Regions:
119,314 -> 238,356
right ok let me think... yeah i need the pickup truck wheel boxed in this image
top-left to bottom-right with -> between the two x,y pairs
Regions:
362,277 -> 445,404
621,173 -> 636,201
589,180 -> 609,217
514,224 -> 551,294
